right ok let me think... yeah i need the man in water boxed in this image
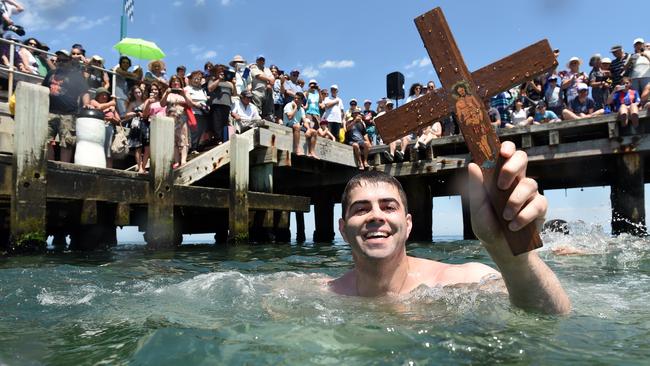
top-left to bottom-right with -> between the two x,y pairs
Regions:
329,141 -> 571,314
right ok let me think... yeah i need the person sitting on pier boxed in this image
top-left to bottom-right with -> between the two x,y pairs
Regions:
329,143 -> 571,315
283,92 -> 318,158
509,98 -> 533,127
230,90 -> 260,133
345,109 -> 371,170
608,77 -> 641,128
414,121 -> 442,152
42,49 -> 89,163
533,102 -> 561,124
562,83 -> 604,120
316,120 -> 336,141
362,99 -> 378,145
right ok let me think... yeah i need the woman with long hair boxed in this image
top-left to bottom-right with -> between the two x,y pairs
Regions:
140,81 -> 168,172
160,75 -> 193,167
405,83 -> 423,103
124,85 -> 146,171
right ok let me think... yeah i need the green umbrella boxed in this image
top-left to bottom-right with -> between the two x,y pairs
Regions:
113,37 -> 166,60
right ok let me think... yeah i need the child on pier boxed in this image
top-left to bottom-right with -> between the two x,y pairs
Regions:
317,120 -> 336,141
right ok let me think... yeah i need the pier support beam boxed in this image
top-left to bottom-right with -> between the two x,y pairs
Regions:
313,194 -> 335,243
229,134 -> 250,243
147,116 -> 177,249
611,153 -> 647,236
296,212 -> 306,243
461,192 -> 477,241
402,177 -> 432,242
250,147 -> 275,242
10,83 -> 49,253
273,211 -> 291,243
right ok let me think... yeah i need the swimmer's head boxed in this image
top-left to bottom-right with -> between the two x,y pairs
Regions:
340,171 -> 408,219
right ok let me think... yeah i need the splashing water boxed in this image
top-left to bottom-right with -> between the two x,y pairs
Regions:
1,223 -> 649,365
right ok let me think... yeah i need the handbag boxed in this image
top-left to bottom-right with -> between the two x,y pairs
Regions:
110,123 -> 130,159
185,106 -> 198,131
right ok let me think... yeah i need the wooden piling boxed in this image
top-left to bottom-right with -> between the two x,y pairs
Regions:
9,82 -> 49,253
295,212 -> 306,243
611,153 -> 647,236
250,147 -> 275,242
313,194 -> 335,243
402,177 -> 432,241
229,134 -> 250,243
146,115 -> 176,249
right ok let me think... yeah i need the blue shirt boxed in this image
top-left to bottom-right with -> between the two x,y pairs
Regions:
305,90 -> 320,115
534,110 -> 559,122
283,103 -> 305,126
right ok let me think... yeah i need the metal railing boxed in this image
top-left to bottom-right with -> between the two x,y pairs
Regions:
0,37 -> 131,100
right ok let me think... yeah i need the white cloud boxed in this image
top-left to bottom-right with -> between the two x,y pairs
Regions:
221,0 -> 231,5
319,60 -> 355,69
405,57 -> 432,70
173,1 -> 183,6
195,0 -> 206,5
188,44 -> 204,54
301,66 -> 320,78
55,15 -> 110,31
197,50 -> 217,60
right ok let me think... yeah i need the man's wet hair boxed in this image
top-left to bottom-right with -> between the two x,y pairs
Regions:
341,171 -> 408,218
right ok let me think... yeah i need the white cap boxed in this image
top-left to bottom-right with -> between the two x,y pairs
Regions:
633,38 -> 645,45
577,83 -> 589,91
601,57 -> 612,64
330,84 -> 338,90
309,79 -> 318,85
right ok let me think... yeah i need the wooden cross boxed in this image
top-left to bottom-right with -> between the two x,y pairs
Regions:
375,7 -> 558,255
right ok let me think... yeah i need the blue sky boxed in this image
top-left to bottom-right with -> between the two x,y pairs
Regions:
16,0 -> 649,240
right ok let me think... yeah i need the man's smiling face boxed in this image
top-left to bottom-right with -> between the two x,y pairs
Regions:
339,182 -> 412,260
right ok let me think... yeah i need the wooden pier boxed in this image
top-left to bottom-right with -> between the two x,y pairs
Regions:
1,82 -> 649,253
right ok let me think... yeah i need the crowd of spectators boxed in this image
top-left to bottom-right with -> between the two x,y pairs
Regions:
0,3 -> 648,171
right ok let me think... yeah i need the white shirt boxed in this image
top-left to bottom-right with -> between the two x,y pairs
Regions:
231,100 -> 260,121
322,96 -> 344,123
184,86 -> 208,115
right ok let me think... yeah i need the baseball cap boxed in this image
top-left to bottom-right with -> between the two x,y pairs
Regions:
349,98 -> 358,105
290,69 -> 300,75
535,102 -> 546,109
577,83 -> 589,91
601,57 -> 612,64
240,90 -> 253,98
633,38 -> 645,45
256,55 -> 265,61
330,84 -> 338,90
364,99 -> 372,104
386,99 -> 394,106
55,49 -> 70,57
309,79 -> 318,85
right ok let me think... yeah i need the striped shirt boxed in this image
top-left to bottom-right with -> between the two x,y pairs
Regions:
610,53 -> 630,86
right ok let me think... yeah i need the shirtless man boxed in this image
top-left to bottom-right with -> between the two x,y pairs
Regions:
329,141 -> 571,314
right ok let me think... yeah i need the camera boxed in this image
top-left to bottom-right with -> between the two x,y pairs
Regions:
171,88 -> 183,94
224,69 -> 236,81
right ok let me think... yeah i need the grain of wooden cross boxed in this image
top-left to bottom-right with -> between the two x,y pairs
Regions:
375,7 -> 558,255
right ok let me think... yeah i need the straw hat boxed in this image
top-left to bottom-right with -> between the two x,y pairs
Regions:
148,59 -> 166,72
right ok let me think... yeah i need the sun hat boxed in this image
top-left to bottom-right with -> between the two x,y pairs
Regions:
601,57 -> 612,64
567,56 -> 582,67
229,55 -> 246,67
633,38 -> 645,45
610,45 -> 623,52
364,99 -> 372,104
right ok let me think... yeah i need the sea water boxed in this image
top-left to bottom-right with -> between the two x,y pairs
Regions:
1,222 -> 649,365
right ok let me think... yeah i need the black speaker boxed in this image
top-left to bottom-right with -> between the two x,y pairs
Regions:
386,71 -> 405,100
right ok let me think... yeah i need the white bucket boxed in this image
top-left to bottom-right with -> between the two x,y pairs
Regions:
75,110 -> 106,168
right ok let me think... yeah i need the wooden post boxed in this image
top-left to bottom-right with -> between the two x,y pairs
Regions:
295,212 -> 306,243
274,211 -> 291,242
229,134 -> 250,243
460,192 -> 477,240
611,153 -> 646,236
250,150 -> 274,242
402,177 -> 432,242
313,194 -> 335,243
10,82 -> 49,253
146,115 -> 176,249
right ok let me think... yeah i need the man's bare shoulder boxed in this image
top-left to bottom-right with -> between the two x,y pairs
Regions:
408,257 -> 500,288
327,270 -> 357,296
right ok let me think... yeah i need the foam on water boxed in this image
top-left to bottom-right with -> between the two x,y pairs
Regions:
2,222 -> 650,364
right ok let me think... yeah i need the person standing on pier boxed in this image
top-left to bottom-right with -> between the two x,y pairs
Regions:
330,142 -> 571,314
42,49 -> 89,163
